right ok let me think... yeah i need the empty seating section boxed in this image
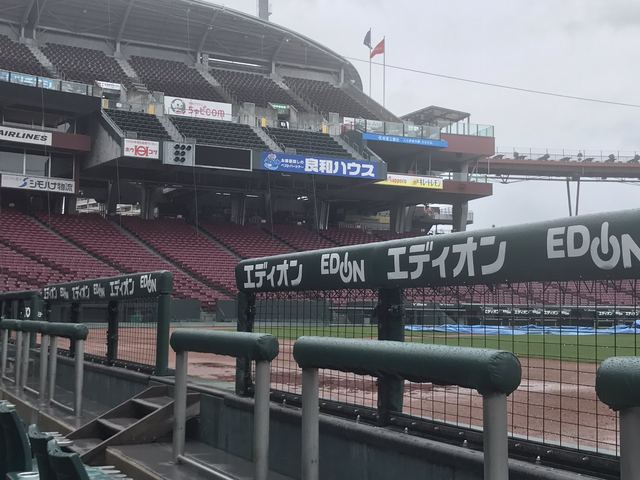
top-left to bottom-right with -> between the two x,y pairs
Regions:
200,222 -> 294,259
0,273 -> 34,293
171,117 -> 268,150
0,209 -> 119,280
121,217 -> 238,296
374,230 -> 427,241
264,127 -> 354,159
321,227 -> 381,246
0,35 -> 48,76
41,43 -> 130,87
105,110 -> 171,141
0,243 -> 68,288
41,213 -> 227,309
212,69 -> 306,110
129,56 -> 225,102
270,225 -> 336,251
283,77 -> 379,120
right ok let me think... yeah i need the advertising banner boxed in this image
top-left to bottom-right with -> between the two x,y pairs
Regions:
123,139 -> 160,159
363,133 -> 448,148
261,152 -> 377,179
164,95 -> 232,121
376,173 -> 443,189
1,174 -> 75,194
96,80 -> 122,91
0,126 -> 52,146
236,209 -> 640,292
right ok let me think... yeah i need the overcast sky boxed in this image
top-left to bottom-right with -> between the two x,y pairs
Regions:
223,0 -> 640,229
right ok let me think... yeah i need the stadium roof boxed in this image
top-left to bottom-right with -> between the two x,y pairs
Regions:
2,0 -> 362,88
401,106 -> 470,126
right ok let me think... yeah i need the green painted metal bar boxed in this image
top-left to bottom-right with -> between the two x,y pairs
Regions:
596,357 -> 640,412
376,287 -> 404,426
155,293 -> 171,376
236,292 -> 255,395
171,329 -> 279,361
293,337 -> 521,395
596,357 -> 640,480
236,209 -> 640,292
42,271 -> 173,303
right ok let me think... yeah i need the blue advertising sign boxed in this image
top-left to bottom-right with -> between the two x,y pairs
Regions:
10,73 -> 38,87
362,133 -> 448,148
0,71 -> 8,82
261,152 -> 377,179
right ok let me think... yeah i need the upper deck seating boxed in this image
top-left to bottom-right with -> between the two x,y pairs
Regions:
171,117 -> 268,150
104,110 -> 172,142
129,56 -> 226,102
283,77 -> 380,120
212,69 -> 306,111
264,127 -> 354,159
41,43 -> 131,87
0,35 -> 48,77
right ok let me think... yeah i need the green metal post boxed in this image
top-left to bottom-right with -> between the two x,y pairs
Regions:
155,293 -> 171,376
29,293 -> 44,320
70,302 -> 80,356
106,300 -> 119,366
236,292 -> 255,395
377,287 -> 405,426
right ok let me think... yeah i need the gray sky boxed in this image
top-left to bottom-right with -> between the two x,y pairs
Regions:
224,0 -> 640,229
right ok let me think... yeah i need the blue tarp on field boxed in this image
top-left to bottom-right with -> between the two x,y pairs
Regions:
405,321 -> 640,336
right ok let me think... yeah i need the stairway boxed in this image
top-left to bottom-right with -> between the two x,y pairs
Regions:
26,44 -> 59,78
158,115 -> 184,142
66,385 -> 200,465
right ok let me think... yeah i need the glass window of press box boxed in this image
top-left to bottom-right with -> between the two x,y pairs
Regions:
0,148 -> 74,179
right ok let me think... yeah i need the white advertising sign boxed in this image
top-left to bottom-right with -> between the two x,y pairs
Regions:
376,173 -> 444,189
164,95 -> 232,121
1,174 -> 75,193
96,80 -> 122,91
0,126 -> 52,146
123,139 -> 160,159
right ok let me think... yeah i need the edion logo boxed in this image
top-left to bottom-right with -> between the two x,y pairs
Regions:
547,222 -> 640,270
321,252 -> 365,284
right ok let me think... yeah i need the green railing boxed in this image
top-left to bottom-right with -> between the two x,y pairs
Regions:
233,209 -> 640,473
42,271 -> 173,375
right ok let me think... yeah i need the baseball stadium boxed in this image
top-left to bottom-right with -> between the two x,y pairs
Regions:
0,1 -> 638,479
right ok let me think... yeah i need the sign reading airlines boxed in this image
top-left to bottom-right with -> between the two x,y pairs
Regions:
0,126 -> 52,146
376,173 -> 443,189
164,95 -> 232,121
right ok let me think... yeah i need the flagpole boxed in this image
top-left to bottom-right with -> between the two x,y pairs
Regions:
383,36 -> 386,107
369,29 -> 372,98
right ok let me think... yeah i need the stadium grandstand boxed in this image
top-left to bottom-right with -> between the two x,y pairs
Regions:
0,1 -> 637,479
0,0 -> 495,312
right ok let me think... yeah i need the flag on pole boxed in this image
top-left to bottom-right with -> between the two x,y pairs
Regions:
370,38 -> 385,58
363,29 -> 372,48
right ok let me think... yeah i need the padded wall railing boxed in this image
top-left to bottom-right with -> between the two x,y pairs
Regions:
234,209 -> 640,474
0,290 -> 44,321
294,337 -> 521,480
43,271 -> 173,375
0,320 -> 88,416
171,330 -> 279,480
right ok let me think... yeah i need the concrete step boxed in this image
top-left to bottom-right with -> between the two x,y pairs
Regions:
109,441 -> 294,480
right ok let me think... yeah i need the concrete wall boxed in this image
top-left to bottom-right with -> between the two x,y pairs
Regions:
192,391 -> 591,480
